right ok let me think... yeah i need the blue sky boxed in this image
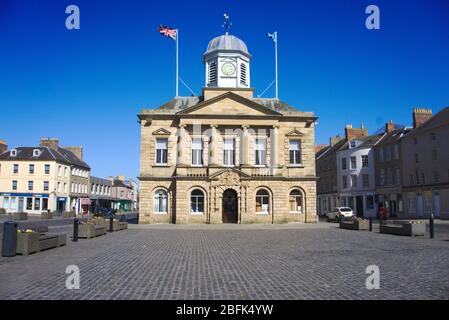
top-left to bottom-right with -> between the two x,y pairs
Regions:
1,0 -> 449,179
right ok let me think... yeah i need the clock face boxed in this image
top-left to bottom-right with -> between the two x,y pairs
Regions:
221,62 -> 236,76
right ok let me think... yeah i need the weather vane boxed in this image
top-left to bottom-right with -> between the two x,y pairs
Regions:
222,13 -> 232,34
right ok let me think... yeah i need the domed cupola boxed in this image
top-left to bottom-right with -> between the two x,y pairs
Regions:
203,33 -> 251,89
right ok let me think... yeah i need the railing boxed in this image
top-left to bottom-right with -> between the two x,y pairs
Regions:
251,167 -> 274,177
186,167 -> 208,177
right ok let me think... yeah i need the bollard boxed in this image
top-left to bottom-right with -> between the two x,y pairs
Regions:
369,217 -> 373,232
2,221 -> 18,257
109,216 -> 113,232
73,218 -> 79,242
429,213 -> 434,239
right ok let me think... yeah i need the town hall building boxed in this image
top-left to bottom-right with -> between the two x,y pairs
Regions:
138,32 -> 318,224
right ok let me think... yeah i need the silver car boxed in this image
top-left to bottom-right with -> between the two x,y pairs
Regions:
326,207 -> 354,222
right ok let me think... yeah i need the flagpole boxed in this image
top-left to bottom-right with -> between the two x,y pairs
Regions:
176,29 -> 179,97
275,31 -> 278,100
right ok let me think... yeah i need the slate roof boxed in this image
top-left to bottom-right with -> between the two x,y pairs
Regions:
138,94 -> 313,117
375,127 -> 413,146
0,146 -> 90,169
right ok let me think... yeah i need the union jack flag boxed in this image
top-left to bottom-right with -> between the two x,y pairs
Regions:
158,25 -> 177,40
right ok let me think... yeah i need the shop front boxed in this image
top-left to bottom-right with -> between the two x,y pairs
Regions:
1,192 -> 50,214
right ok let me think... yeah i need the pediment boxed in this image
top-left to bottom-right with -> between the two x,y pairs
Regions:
152,128 -> 171,136
177,92 -> 281,116
286,128 -> 305,137
209,168 -> 252,181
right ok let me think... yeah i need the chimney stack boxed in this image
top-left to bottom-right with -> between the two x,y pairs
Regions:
412,108 -> 432,128
344,124 -> 368,141
385,120 -> 395,133
65,146 -> 83,160
0,140 -> 7,154
315,144 -> 327,153
39,138 -> 59,150
329,135 -> 343,147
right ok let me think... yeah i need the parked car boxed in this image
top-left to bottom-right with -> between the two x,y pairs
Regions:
326,207 -> 354,222
94,207 -> 116,219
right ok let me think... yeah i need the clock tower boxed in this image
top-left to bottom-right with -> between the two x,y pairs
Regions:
204,32 -> 251,89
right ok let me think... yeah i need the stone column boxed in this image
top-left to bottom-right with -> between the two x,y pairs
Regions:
210,125 -> 218,165
178,124 -> 187,165
241,125 -> 250,166
271,125 -> 279,168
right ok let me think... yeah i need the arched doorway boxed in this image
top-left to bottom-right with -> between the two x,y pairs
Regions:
222,189 -> 238,223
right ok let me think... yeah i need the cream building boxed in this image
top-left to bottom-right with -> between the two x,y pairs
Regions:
0,138 -> 90,215
138,33 -> 318,224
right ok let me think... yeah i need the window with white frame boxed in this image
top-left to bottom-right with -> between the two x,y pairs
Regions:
154,189 -> 168,213
289,140 -> 301,165
43,181 -> 49,191
13,164 -> 18,174
156,138 -> 168,164
33,149 -> 40,157
350,156 -> 357,169
224,138 -> 235,166
28,180 -> 33,191
191,138 -> 203,166
44,164 -> 50,174
190,189 -> 204,214
29,164 -> 34,174
12,180 -> 17,191
289,189 -> 303,213
10,149 -> 17,157
255,138 -> 266,166
361,155 -> 369,168
256,189 -> 270,213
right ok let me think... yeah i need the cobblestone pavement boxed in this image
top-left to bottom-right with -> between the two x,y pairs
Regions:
1,223 -> 449,300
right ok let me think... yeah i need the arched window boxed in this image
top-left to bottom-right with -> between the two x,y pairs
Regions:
190,189 -> 204,214
289,189 -> 303,213
154,189 -> 168,213
256,189 -> 269,214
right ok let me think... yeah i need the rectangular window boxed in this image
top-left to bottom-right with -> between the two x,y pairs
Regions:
362,174 -> 369,187
385,146 -> 391,161
393,145 -> 399,160
430,132 -> 436,140
379,148 -> 384,162
421,173 -> 425,185
156,138 -> 168,164
396,168 -> 401,185
57,182 -> 61,192
224,138 -> 235,166
44,164 -> 50,174
44,181 -> 49,191
366,196 -> 374,210
191,138 -> 203,166
350,156 -> 357,169
13,164 -> 19,174
42,198 -> 48,211
29,164 -> 34,174
58,165 -> 62,176
26,198 -> 33,210
380,169 -> 385,185
342,176 -> 348,189
10,197 -> 17,210
409,174 -> 414,185
3,197 -> 9,209
289,140 -> 301,165
12,180 -> 17,191
361,155 -> 369,168
341,157 -> 347,170
255,138 -> 266,166
351,175 -> 357,188
34,198 -> 40,211
28,180 -> 33,191
434,171 -> 440,183
414,153 -> 419,163
64,167 -> 68,178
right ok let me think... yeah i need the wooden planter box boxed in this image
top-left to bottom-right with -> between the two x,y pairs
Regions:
78,224 -> 106,239
380,221 -> 426,236
16,232 -> 40,255
12,212 -> 28,220
340,220 -> 369,231
41,211 -> 53,220
62,211 -> 76,218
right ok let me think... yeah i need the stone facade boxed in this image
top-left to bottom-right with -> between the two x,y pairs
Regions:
138,89 -> 318,224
